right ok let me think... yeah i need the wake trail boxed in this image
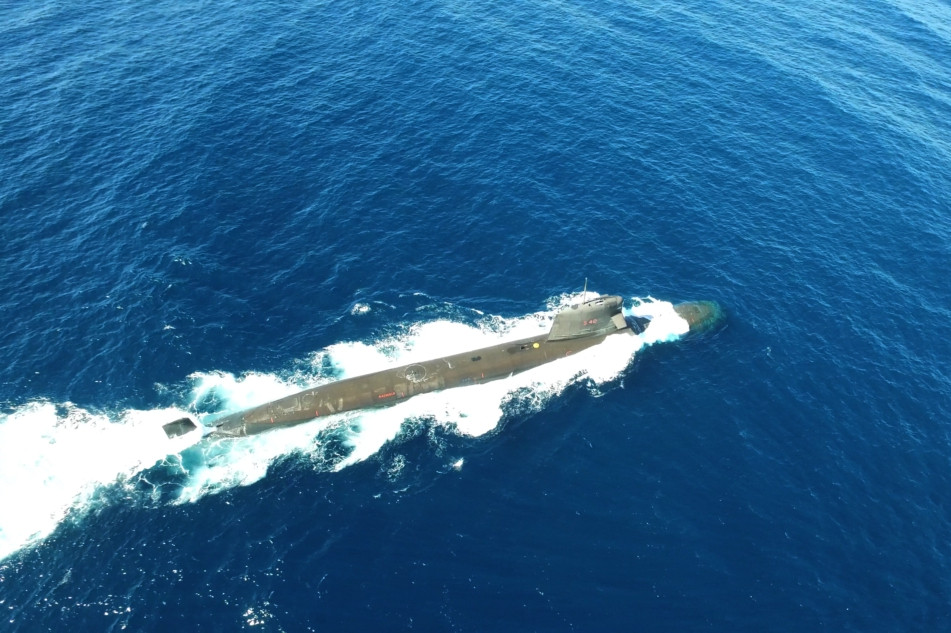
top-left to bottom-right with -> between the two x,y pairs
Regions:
0,295 -> 688,561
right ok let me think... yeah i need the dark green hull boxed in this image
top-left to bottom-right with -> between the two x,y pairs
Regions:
162,296 -> 721,439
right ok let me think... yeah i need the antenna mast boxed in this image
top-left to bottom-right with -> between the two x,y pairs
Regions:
582,277 -> 588,304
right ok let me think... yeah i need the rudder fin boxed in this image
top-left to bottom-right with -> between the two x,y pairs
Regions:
163,417 -> 198,438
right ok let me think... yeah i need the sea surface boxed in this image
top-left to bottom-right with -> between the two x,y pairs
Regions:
2,0 -> 950,630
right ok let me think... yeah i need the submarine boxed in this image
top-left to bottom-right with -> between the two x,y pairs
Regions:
162,295 -> 722,439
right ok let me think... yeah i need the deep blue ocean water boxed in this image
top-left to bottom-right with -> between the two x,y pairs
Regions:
2,0 -> 951,630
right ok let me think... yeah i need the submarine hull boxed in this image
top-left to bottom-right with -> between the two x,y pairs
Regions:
212,328 -> 620,437
163,296 -> 722,439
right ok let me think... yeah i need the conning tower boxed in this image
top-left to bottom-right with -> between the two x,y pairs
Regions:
548,295 -> 628,340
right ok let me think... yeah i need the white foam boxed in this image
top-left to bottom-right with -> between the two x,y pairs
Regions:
626,297 -> 691,343
173,416 -> 338,503
0,402 -> 199,561
187,370 -> 303,412
0,295 -> 690,561
324,296 -> 689,467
